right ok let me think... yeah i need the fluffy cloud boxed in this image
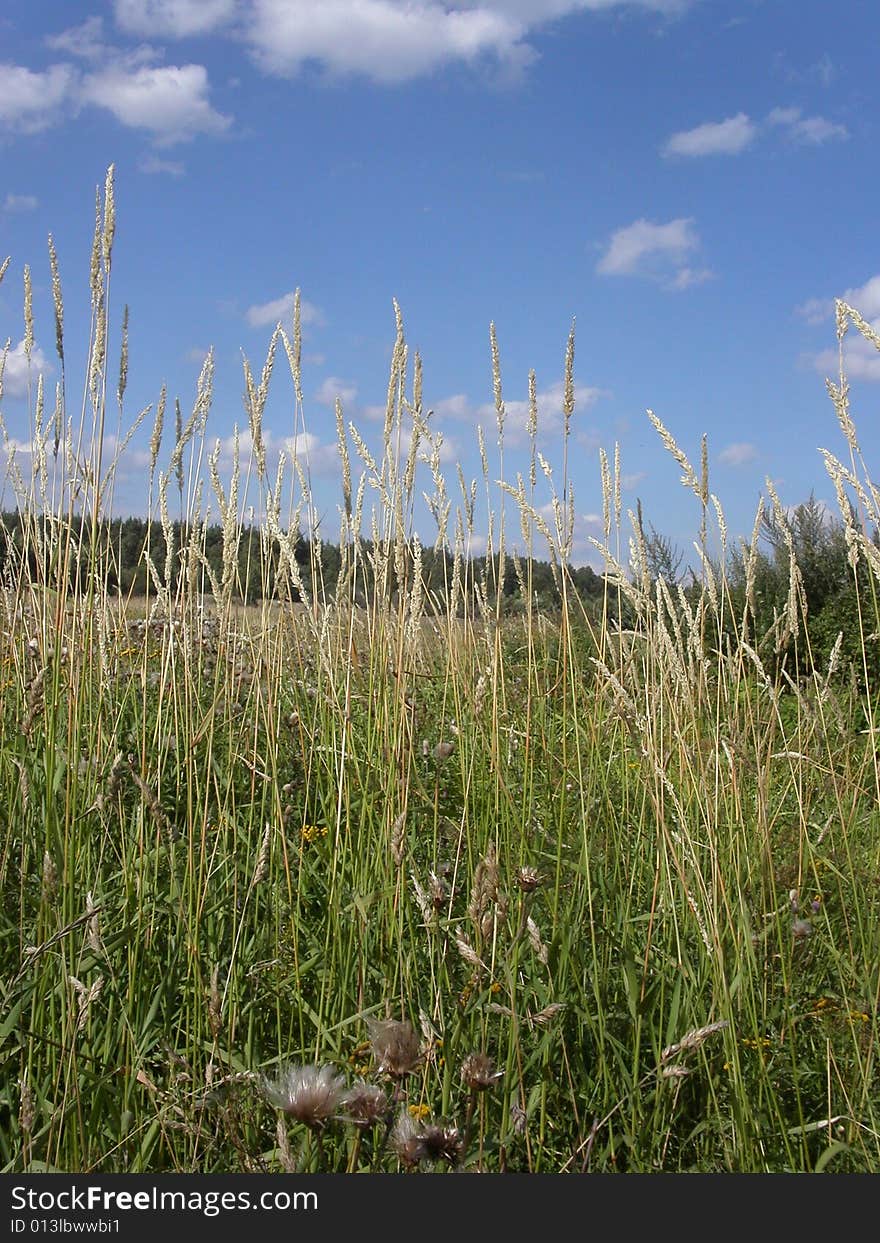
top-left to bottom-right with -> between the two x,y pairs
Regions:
718,442 -> 758,467
80,63 -> 232,145
315,377 -> 358,407
797,275 -> 880,381
596,217 -> 704,289
2,340 -> 53,398
243,0 -> 533,83
661,106 -> 847,162
807,344 -> 880,383
245,292 -> 325,328
662,112 -> 756,157
796,275 -> 880,326
46,16 -> 113,61
768,106 -> 848,145
429,377 -> 605,445
284,431 -> 341,475
113,0 -> 239,38
0,63 -> 77,133
105,1 -> 691,86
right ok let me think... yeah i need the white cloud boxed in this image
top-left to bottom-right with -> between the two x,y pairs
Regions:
244,0 -> 532,84
768,106 -> 847,145
444,2 -> 685,17
0,63 -> 77,133
669,265 -> 713,290
432,394 -> 472,421
487,379 -> 604,440
796,275 -> 880,325
430,378 -> 605,445
2,437 -> 36,457
113,0 -> 239,38
81,62 -> 232,145
718,442 -> 758,467
284,431 -> 340,475
139,155 -> 186,176
245,292 -> 325,328
807,341 -> 880,383
840,276 -> 880,320
662,105 -> 847,163
795,296 -> 832,326
662,112 -> 755,157
3,194 -> 38,213
2,340 -> 53,398
597,217 -> 701,287
798,276 -> 880,382
46,16 -> 112,61
315,376 -> 358,407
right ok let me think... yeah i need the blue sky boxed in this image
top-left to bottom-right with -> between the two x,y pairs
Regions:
1,0 -> 878,569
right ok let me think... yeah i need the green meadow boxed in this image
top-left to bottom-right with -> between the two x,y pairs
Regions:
2,171 -> 879,1173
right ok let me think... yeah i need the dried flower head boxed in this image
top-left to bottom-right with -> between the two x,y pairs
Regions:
340,1081 -> 389,1129
391,1110 -> 424,1169
262,1063 -> 344,1129
391,1111 -> 462,1169
433,740 -> 455,761
366,1018 -> 422,1079
460,1052 -> 502,1092
419,1122 -> 463,1167
792,918 -> 813,941
429,871 -> 449,910
516,866 -> 541,894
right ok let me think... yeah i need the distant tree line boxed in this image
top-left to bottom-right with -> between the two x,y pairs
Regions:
2,497 -> 877,683
0,511 -> 605,614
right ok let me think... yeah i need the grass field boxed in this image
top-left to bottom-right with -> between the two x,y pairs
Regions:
1,171 -> 879,1173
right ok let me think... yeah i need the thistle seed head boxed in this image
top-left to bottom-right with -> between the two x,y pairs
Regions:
340,1081 -> 389,1129
391,1111 -> 462,1169
419,1122 -> 463,1167
460,1052 -> 502,1092
262,1063 -> 344,1129
516,866 -> 541,894
391,1110 -> 424,1169
366,1017 -> 422,1079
